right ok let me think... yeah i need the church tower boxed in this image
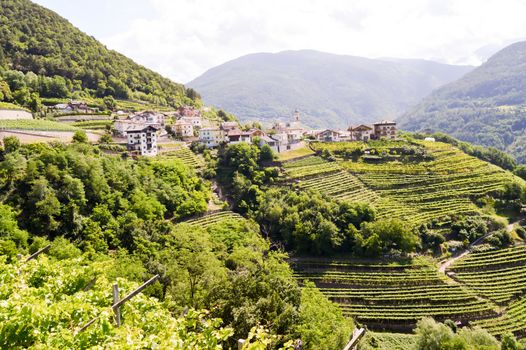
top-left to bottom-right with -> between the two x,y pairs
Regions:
293,109 -> 300,122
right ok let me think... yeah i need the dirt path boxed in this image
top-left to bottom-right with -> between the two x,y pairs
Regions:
438,219 -> 522,274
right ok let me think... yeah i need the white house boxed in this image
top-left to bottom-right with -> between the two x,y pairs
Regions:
316,129 -> 342,142
199,127 -> 225,148
126,125 -> 160,156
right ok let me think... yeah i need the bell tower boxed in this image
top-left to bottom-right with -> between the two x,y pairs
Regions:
293,109 -> 300,122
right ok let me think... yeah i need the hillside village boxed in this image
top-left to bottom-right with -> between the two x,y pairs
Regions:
107,106 -> 397,156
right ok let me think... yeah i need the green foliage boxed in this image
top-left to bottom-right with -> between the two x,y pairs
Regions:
414,317 -> 499,350
295,282 -> 353,350
0,255 -> 234,349
0,203 -> 29,249
256,187 -> 375,255
359,219 -> 419,256
400,42 -> 526,164
0,0 -> 195,110
0,119 -> 79,131
72,130 -> 88,143
0,142 -> 209,249
414,132 -> 518,170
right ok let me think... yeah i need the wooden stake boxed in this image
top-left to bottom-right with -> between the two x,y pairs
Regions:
76,274 -> 160,334
83,277 -> 97,292
111,275 -> 160,311
113,284 -> 121,326
25,245 -> 51,262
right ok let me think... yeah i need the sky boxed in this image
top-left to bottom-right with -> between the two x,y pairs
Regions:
33,0 -> 526,84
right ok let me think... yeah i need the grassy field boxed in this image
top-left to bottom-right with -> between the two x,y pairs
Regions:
277,145 -> 314,161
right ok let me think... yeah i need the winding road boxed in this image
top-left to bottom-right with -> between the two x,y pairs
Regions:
438,219 -> 522,274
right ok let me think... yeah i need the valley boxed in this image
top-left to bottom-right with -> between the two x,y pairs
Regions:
2,0 -> 526,349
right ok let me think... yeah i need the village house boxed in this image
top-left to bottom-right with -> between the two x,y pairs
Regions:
114,111 -> 164,136
269,110 -> 306,152
373,120 -> 397,140
199,127 -> 225,148
316,129 -> 342,142
53,100 -> 97,114
260,135 -> 280,153
176,106 -> 200,118
349,124 -> 374,141
173,119 -> 194,138
126,124 -> 160,156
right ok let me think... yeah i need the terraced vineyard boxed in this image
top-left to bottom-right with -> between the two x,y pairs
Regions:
282,156 -> 379,205
72,120 -> 113,130
184,210 -> 244,228
160,147 -> 204,168
284,141 -> 523,226
293,257 -> 499,332
443,245 -> 526,337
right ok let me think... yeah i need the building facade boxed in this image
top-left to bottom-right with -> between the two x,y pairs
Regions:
350,125 -> 374,141
126,125 -> 160,156
373,120 -> 397,140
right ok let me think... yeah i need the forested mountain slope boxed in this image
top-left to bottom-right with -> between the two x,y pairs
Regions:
0,0 -> 196,108
188,50 -> 473,128
399,41 -> 526,163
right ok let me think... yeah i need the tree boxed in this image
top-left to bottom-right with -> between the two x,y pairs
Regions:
98,133 -> 113,144
103,95 -> 116,110
259,144 -> 275,161
295,282 -> 353,350
360,219 -> 419,256
2,136 -> 20,154
0,204 -> 29,248
72,130 -> 88,143
500,333 -> 523,350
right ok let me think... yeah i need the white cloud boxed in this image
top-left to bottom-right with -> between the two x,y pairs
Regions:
101,0 -> 526,83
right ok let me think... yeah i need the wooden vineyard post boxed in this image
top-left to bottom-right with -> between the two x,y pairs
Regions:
25,245 -> 51,262
83,277 -> 97,291
113,284 -> 121,326
76,274 -> 160,334
237,339 -> 246,350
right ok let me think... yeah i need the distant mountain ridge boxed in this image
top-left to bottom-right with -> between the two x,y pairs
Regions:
399,41 -> 526,163
188,50 -> 473,128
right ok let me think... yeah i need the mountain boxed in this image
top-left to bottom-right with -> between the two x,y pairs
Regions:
399,41 -> 526,163
0,0 -> 191,107
187,50 -> 473,128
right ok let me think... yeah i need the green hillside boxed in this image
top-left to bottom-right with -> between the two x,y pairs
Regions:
210,137 -> 526,347
188,50 -> 473,128
0,0 -> 198,110
399,41 -> 526,163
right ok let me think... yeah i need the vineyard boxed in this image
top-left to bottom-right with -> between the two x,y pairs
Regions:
158,147 -> 204,169
283,141 -> 523,226
0,119 -> 79,131
184,210 -> 244,228
292,257 -> 499,332
0,254 -> 231,348
72,120 -> 114,130
447,246 -> 526,337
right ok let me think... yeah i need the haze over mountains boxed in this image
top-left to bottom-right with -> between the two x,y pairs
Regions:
188,50 -> 474,128
400,41 -> 526,163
